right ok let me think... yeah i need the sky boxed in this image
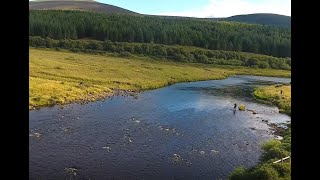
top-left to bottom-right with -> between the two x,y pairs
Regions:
30,0 -> 291,18
97,0 -> 291,17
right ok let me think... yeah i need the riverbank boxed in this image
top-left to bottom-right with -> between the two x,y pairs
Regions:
228,84 -> 291,179
30,75 -> 291,179
229,125 -> 291,180
30,48 -> 291,109
253,84 -> 291,115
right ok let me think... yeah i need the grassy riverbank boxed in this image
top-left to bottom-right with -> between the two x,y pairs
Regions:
29,48 -> 290,109
229,126 -> 291,180
229,84 -> 291,179
253,85 -> 291,115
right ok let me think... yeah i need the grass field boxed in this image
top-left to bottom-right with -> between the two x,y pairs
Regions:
30,48 -> 291,109
253,85 -> 291,115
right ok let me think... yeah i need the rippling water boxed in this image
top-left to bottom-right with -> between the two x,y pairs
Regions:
29,75 -> 291,180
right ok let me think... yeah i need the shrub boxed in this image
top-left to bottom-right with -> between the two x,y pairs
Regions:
239,104 -> 246,111
251,164 -> 280,180
258,61 -> 270,69
271,162 -> 291,177
173,53 -> 186,62
261,146 -> 290,162
229,167 -> 250,180
119,52 -> 131,57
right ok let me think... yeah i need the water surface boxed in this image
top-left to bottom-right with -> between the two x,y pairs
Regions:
29,75 -> 291,180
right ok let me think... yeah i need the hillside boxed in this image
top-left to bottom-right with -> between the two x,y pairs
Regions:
29,10 -> 291,57
29,1 -> 290,27
221,13 -> 291,27
29,0 -> 138,15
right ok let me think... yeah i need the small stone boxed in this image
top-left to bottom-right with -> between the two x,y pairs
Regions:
102,146 -> 111,152
65,167 -> 78,175
211,150 -> 219,153
33,133 -> 41,138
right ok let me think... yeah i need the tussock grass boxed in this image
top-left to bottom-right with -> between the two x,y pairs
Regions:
253,85 -> 291,115
30,48 -> 290,108
238,104 -> 246,111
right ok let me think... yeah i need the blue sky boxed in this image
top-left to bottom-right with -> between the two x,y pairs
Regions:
31,0 -> 291,18
97,0 -> 290,17
97,0 -> 209,14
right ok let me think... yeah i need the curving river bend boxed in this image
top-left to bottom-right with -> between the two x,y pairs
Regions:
29,75 -> 291,180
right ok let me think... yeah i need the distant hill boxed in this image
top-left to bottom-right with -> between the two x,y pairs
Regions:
29,1 -> 290,27
29,10 -> 291,57
29,0 -> 139,15
217,13 -> 291,27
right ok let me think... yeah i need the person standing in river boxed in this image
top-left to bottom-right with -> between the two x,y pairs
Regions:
234,103 -> 237,109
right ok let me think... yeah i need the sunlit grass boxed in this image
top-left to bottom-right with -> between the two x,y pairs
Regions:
30,48 -> 290,108
239,104 -> 246,111
253,85 -> 291,115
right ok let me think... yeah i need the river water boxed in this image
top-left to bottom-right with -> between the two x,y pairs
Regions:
29,75 -> 291,180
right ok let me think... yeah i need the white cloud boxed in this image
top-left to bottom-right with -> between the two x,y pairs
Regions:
155,0 -> 291,18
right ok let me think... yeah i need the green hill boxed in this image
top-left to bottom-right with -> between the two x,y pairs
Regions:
29,0 -> 139,15
29,1 -> 290,27
221,13 -> 291,27
29,10 -> 291,57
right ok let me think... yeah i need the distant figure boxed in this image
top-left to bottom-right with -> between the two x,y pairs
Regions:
280,90 -> 283,95
234,103 -> 237,109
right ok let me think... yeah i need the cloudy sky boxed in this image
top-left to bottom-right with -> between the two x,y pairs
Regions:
30,0 -> 291,18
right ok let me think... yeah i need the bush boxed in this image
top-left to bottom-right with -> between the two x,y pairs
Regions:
119,52 -> 131,57
251,164 -> 280,180
261,139 -> 281,151
258,61 -> 270,69
271,162 -> 291,177
29,36 -> 291,70
173,53 -> 186,62
196,54 -> 209,63
261,146 -> 290,162
229,167 -> 250,180
239,104 -> 246,111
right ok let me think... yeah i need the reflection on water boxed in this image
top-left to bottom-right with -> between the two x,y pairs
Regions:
29,75 -> 290,180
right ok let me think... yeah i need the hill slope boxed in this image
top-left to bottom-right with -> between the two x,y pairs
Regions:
30,1 -> 290,27
221,13 -> 291,27
29,0 -> 139,15
29,10 -> 291,57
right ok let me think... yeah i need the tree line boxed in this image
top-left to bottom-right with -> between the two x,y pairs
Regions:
29,36 -> 291,70
29,10 -> 291,57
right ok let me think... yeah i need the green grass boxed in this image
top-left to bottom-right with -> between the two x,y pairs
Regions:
238,104 -> 246,111
29,47 -> 290,109
229,126 -> 291,180
230,84 -> 291,179
253,85 -> 291,115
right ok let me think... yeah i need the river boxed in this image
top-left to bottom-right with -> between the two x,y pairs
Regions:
29,75 -> 291,180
